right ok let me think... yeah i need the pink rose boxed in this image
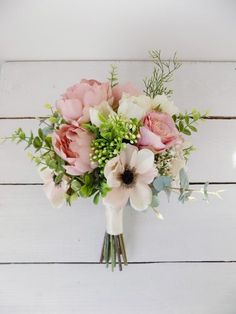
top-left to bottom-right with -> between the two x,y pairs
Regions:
138,111 -> 181,153
52,124 -> 94,176
112,82 -> 140,107
56,79 -> 113,122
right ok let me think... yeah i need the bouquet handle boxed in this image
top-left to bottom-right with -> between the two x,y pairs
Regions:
100,205 -> 128,271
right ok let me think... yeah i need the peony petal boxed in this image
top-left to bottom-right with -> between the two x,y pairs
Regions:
103,187 -> 130,209
135,148 -> 155,174
56,99 -> 83,122
112,82 -> 140,103
129,182 -> 152,211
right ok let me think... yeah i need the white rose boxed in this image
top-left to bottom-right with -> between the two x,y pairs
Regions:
89,101 -> 115,127
118,94 -> 152,120
152,94 -> 179,116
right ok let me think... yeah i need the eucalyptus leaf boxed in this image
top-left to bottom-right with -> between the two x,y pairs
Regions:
179,168 -> 189,190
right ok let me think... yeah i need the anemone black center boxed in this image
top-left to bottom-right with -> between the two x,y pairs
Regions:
121,170 -> 134,185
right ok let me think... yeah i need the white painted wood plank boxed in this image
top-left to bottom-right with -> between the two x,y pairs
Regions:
0,263 -> 235,314
1,0 -> 236,61
1,119 -> 236,183
0,184 -> 234,262
0,61 -> 236,116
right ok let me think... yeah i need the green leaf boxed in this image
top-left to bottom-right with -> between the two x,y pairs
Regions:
93,192 -> 100,205
153,176 -> 172,193
38,128 -> 45,140
178,190 -> 192,203
189,125 -> 197,132
179,168 -> 189,190
45,136 -> 52,148
179,121 -> 184,132
33,136 -> 42,150
19,130 -> 26,140
182,128 -> 191,136
54,173 -> 64,185
44,103 -> 52,110
80,185 -> 91,198
184,115 -> 189,124
71,180 -> 81,192
151,195 -> 160,207
84,174 -> 92,185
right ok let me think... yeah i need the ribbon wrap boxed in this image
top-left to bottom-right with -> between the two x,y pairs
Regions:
105,205 -> 124,235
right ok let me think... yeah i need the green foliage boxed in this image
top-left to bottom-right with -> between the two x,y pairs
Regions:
182,145 -> 195,161
153,176 -> 172,193
107,64 -> 119,88
144,50 -> 181,98
155,150 -> 174,176
65,169 -> 111,206
178,168 -> 191,203
173,109 -> 208,136
90,115 -> 140,168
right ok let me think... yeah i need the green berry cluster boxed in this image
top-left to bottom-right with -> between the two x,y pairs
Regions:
90,115 -> 140,168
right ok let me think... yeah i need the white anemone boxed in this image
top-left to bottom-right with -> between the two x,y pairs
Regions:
103,144 -> 158,211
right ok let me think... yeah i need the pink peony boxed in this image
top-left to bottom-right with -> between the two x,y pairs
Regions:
138,111 -> 180,153
52,124 -> 94,175
112,82 -> 140,107
56,79 -> 113,122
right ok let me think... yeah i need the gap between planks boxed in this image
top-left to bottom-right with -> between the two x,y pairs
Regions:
0,182 -> 235,186
1,116 -> 236,120
4,59 -> 236,63
0,261 -> 236,266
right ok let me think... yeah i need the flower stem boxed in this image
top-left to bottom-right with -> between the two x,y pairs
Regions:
100,232 -> 128,271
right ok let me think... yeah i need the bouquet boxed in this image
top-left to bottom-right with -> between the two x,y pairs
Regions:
5,51 -> 215,271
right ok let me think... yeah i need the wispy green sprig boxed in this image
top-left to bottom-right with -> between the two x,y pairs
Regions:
107,64 -> 119,88
144,50 -> 181,98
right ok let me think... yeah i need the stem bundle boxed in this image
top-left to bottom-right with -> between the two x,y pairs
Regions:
100,232 -> 128,271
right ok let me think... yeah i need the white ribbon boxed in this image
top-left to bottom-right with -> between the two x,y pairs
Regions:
105,205 -> 124,235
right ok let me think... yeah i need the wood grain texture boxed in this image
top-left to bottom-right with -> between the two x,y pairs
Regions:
1,0 -> 236,61
0,60 -> 236,313
0,184 -> 233,262
1,263 -> 236,314
1,119 -> 236,183
0,61 -> 236,117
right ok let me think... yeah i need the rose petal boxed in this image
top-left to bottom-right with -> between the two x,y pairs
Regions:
138,127 -> 166,152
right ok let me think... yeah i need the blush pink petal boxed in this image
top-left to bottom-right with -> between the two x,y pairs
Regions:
112,82 -> 140,103
103,187 -> 130,209
57,79 -> 112,122
52,124 -> 94,176
138,127 -> 166,152
56,99 -> 83,122
129,182 -> 152,211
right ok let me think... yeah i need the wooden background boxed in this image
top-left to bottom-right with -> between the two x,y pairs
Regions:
0,60 -> 236,313
1,0 -> 236,312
